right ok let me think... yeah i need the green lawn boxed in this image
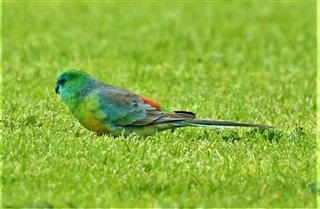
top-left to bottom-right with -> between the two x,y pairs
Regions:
2,1 -> 317,208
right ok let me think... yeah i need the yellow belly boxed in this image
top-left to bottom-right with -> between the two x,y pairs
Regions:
83,114 -> 107,133
73,94 -> 111,134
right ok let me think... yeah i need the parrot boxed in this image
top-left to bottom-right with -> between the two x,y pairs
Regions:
55,70 -> 272,137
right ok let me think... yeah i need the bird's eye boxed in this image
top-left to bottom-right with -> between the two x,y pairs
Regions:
59,78 -> 66,85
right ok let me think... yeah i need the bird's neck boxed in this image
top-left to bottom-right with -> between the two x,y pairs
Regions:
64,97 -> 81,113
62,79 -> 97,111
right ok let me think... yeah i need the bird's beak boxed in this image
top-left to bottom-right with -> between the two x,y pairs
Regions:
55,84 -> 59,94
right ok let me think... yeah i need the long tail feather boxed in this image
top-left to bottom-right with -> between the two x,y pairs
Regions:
177,119 -> 273,128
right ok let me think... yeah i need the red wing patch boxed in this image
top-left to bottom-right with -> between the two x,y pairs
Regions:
140,95 -> 161,109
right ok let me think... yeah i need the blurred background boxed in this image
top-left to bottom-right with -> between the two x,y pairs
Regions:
3,1 -> 316,208
3,2 -> 316,123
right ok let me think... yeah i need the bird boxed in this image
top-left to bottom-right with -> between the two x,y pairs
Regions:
55,70 -> 272,137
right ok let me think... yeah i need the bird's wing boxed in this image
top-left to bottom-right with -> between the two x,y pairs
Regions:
95,86 -> 163,126
95,86 -> 195,127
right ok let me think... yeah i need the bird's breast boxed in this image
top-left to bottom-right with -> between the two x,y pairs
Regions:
73,94 -> 111,133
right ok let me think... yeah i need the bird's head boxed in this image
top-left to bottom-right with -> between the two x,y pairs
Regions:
56,70 -> 94,101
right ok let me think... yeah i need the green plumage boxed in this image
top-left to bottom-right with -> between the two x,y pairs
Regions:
56,70 -> 272,136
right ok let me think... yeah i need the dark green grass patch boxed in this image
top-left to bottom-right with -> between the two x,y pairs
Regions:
3,1 -> 317,207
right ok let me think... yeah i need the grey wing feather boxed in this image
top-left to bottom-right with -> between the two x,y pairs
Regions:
95,86 -> 164,126
93,84 -> 195,127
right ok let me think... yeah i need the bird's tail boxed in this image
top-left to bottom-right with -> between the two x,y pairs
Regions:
173,118 -> 272,129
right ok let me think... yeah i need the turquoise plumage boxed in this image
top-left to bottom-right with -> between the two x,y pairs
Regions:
55,70 -> 271,136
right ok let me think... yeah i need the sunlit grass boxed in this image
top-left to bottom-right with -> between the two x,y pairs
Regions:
3,1 -> 317,207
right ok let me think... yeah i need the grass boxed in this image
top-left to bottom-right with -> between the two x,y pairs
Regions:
2,1 -> 317,208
